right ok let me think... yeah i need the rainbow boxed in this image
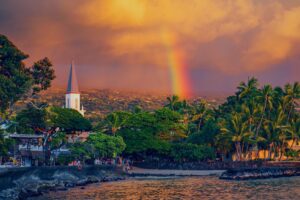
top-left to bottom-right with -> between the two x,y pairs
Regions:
162,30 -> 191,99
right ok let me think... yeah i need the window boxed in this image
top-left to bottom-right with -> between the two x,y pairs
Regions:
75,98 -> 79,109
67,98 -> 69,108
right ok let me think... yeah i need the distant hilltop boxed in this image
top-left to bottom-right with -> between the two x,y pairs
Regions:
16,88 -> 227,120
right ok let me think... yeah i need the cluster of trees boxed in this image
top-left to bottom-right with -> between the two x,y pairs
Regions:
58,133 -> 126,165
216,78 -> 300,161
94,101 -> 216,162
0,34 -> 55,158
15,104 -> 92,148
93,78 -> 299,162
0,35 -> 55,117
0,35 -> 125,165
1,34 -> 299,165
59,105 -> 215,164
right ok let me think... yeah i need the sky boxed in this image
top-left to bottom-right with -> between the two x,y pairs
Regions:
0,0 -> 299,96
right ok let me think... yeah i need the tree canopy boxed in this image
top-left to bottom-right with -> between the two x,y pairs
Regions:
16,105 -> 92,134
0,34 -> 55,116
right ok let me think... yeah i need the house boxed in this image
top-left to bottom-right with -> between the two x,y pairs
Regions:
9,134 -> 44,166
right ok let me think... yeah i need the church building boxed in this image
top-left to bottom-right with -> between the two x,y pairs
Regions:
65,62 -> 85,116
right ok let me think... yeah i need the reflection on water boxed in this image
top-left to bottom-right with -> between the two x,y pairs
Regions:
31,176 -> 300,200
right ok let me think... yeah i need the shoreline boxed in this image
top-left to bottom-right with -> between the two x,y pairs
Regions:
1,165 -> 300,199
220,167 -> 300,180
127,167 -> 225,177
126,167 -> 300,180
0,165 -> 126,200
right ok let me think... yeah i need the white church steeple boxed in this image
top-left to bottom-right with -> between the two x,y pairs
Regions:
65,61 -> 85,116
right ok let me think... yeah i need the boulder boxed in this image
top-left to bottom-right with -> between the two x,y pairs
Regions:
64,181 -> 76,188
86,176 -> 99,184
76,178 -> 88,186
18,184 -> 41,199
37,180 -> 58,193
0,188 -> 20,200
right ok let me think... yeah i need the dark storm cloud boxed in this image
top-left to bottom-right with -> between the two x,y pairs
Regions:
0,0 -> 299,95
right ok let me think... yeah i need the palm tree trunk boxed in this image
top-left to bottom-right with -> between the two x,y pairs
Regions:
255,147 -> 260,160
255,99 -> 267,138
235,142 -> 242,161
268,143 -> 273,160
287,98 -> 294,122
279,142 -> 285,161
251,99 -> 267,160
244,144 -> 249,160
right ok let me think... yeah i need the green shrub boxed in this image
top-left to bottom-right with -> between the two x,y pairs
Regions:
56,154 -> 74,165
170,143 -> 215,162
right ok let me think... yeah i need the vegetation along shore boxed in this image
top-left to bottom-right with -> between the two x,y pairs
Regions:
0,33 -> 300,198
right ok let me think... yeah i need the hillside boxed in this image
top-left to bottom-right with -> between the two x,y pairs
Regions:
14,88 -> 226,122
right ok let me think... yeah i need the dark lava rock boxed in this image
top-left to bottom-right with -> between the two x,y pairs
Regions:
0,187 -> 20,200
76,179 -> 88,186
64,181 -> 76,188
0,165 -> 125,199
220,167 -> 300,180
37,180 -> 58,192
18,184 -> 42,199
86,176 -> 99,184
101,176 -> 125,182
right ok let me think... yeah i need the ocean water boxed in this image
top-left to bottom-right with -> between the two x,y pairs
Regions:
31,176 -> 300,200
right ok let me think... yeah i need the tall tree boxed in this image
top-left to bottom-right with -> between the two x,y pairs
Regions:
0,34 -> 55,117
165,95 -> 180,111
189,99 -> 209,132
219,112 -> 256,161
255,85 -> 274,139
237,77 -> 259,100
101,111 -> 130,136
283,82 -> 300,121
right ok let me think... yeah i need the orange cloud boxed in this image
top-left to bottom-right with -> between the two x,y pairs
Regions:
244,6 -> 300,71
77,0 -> 300,73
1,0 -> 299,93
79,0 -> 146,27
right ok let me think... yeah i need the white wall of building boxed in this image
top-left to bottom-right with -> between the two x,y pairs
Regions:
65,93 -> 84,115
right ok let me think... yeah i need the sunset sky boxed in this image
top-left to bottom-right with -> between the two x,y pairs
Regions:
0,0 -> 299,95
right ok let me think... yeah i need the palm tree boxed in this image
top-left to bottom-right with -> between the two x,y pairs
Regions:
241,100 -> 259,134
237,77 -> 259,100
166,95 -> 180,111
263,108 -> 289,160
286,118 -> 300,149
190,99 -> 208,132
255,85 -> 274,138
104,112 -> 130,136
283,82 -> 300,121
241,101 -> 260,159
219,112 -> 252,161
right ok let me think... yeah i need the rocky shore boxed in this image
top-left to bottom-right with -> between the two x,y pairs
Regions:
128,167 -> 225,177
0,166 -> 126,200
1,164 -> 300,199
134,160 -> 266,170
220,167 -> 300,180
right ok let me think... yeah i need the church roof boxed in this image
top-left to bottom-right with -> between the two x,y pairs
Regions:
67,61 -> 80,94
